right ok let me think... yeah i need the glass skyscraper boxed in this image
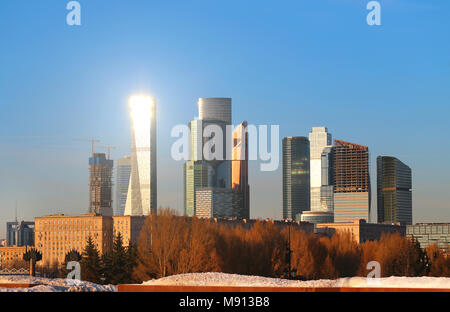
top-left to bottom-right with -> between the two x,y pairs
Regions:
184,98 -> 233,217
232,121 -> 250,219
124,95 -> 157,216
184,160 -> 209,217
309,127 -> 332,212
377,156 -> 412,225
282,137 -> 310,220
114,155 -> 131,216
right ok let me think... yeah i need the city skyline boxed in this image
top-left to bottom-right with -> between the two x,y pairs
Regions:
1,1 -> 450,237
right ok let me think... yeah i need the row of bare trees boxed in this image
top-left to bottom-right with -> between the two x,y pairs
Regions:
132,208 -> 450,282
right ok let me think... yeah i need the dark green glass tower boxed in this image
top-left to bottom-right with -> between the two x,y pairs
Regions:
282,137 -> 310,220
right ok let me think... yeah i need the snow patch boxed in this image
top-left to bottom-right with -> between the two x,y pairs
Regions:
0,275 -> 117,292
143,272 -> 450,289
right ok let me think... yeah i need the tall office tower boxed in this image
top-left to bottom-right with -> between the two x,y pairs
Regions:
184,160 -> 209,217
6,221 -> 34,246
282,137 -> 310,220
232,121 -> 250,219
89,153 -> 113,216
320,146 -> 335,212
184,98 -> 233,217
114,156 -> 131,216
333,139 -> 370,223
377,156 -> 412,225
124,95 -> 157,216
309,127 -> 332,212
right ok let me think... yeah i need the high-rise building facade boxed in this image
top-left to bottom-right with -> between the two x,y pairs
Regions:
184,160 -> 209,217
198,97 -> 232,124
196,187 -> 233,218
320,146 -> 335,213
114,155 -> 131,216
377,156 -> 412,225
309,127 -> 332,212
232,121 -> 250,219
125,95 -> 157,216
6,221 -> 34,246
282,137 -> 310,220
89,153 -> 113,216
184,98 -> 234,218
333,139 -> 371,223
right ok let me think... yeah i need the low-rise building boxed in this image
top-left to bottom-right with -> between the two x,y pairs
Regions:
316,219 -> 405,243
0,246 -> 28,268
211,218 -> 315,233
34,213 -> 148,266
407,223 -> 450,254
35,213 -> 114,266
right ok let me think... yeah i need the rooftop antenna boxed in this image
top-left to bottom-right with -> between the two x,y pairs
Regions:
15,200 -> 17,222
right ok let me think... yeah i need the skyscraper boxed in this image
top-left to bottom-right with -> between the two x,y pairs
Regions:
89,153 -> 113,216
184,98 -> 234,217
377,156 -> 412,225
320,146 -> 335,213
309,127 -> 332,212
282,137 -> 310,220
232,121 -> 250,219
124,95 -> 157,216
184,160 -> 209,217
114,155 -> 131,216
6,221 -> 34,246
333,139 -> 370,223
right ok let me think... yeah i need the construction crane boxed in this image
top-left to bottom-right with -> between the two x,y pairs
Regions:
73,138 -> 100,155
97,145 -> 117,160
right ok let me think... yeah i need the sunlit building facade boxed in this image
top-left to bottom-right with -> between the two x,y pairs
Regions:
333,140 -> 371,223
309,127 -> 332,212
35,213 -> 113,266
377,156 -> 412,225
232,121 -> 250,219
282,137 -> 310,220
125,96 -> 157,216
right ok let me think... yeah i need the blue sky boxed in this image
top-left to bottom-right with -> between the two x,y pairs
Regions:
0,0 -> 449,237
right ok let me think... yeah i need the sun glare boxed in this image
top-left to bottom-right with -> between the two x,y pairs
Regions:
129,95 -> 154,119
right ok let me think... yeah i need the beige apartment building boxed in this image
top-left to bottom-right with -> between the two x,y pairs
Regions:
34,213 -> 147,265
0,246 -> 28,268
113,215 -> 146,247
35,213 -> 113,265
